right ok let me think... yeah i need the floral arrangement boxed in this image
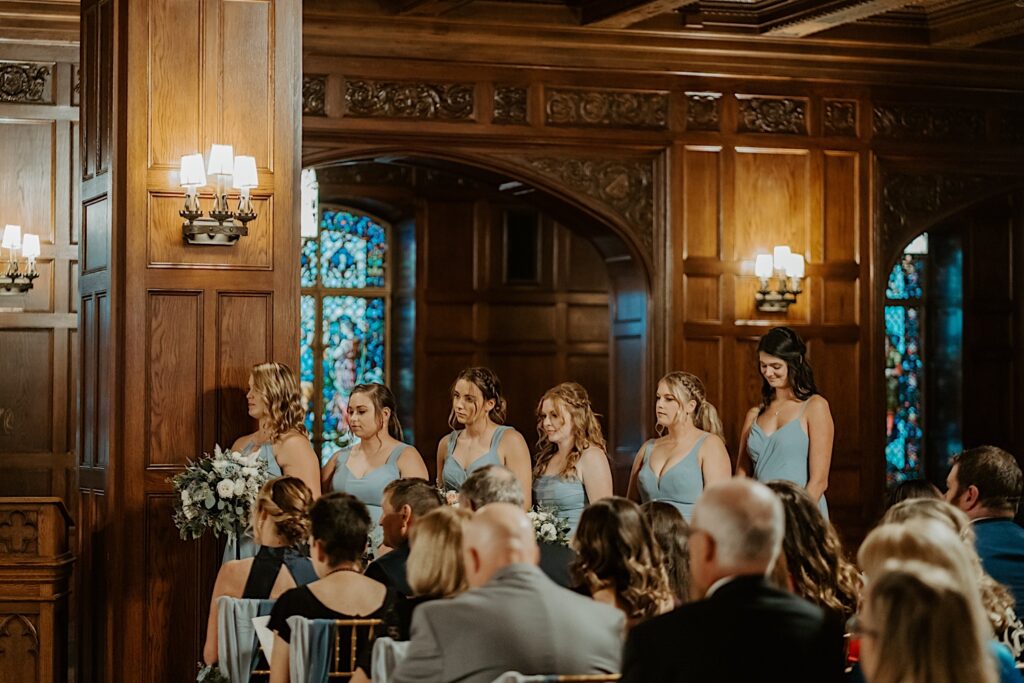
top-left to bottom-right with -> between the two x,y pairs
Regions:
437,485 -> 460,507
196,664 -> 228,683
169,445 -> 270,542
528,506 -> 571,547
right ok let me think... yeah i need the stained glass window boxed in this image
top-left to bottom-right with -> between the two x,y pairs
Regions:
300,203 -> 390,462
885,234 -> 927,486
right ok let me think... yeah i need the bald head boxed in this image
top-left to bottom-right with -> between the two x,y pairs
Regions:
462,503 -> 539,587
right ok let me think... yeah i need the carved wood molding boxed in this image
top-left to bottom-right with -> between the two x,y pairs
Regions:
303,75 -> 327,116
0,407 -> 12,436
315,162 -> 413,186
0,510 -> 39,555
544,88 -> 668,130
0,62 -> 51,103
685,92 -> 721,132
736,96 -> 807,135
0,614 -> 39,651
493,85 -> 528,125
344,79 -> 475,120
998,110 -> 1024,145
872,103 -> 985,142
824,99 -> 858,137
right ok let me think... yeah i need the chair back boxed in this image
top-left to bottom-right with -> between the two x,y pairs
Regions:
216,596 -> 276,683
287,616 -> 384,682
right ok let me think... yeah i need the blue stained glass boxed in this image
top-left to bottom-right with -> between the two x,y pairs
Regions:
301,237 -> 318,287
885,301 -> 925,486
300,296 -> 317,434
886,254 -> 926,300
320,210 -> 387,288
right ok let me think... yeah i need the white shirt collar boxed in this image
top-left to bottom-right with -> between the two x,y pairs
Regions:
704,575 -> 740,599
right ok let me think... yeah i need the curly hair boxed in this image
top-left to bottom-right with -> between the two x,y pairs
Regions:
572,497 -> 672,623
756,327 -> 819,414
250,362 -> 307,439
657,371 -> 723,439
449,367 -> 508,429
255,476 -> 313,547
641,501 -> 690,604
350,382 -> 404,442
533,382 -> 608,478
766,480 -> 860,618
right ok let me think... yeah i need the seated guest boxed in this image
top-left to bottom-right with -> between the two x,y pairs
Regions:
573,497 -> 673,624
399,506 -> 472,634
393,503 -> 624,683
268,493 -> 399,683
641,501 -> 691,604
459,464 -> 577,588
621,479 -> 845,683
203,476 -> 315,666
855,561 -> 998,683
366,478 -> 443,596
884,478 -> 941,510
945,445 -> 1024,609
767,480 -> 860,619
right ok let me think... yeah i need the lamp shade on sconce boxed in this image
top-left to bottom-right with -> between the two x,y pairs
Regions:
754,254 -> 774,278
231,156 -> 258,189
2,225 -> 21,249
786,253 -> 805,278
772,245 -> 791,270
179,154 -> 207,187
206,144 -> 234,175
21,233 -> 40,260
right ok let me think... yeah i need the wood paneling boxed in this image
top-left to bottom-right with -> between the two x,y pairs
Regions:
147,193 -> 273,268
216,293 -> 272,446
148,0 -> 201,166
147,292 -> 202,466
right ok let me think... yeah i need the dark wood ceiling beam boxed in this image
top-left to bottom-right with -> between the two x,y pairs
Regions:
764,0 -> 914,38
580,0 -> 698,29
378,0 -> 474,17
929,0 -> 1024,48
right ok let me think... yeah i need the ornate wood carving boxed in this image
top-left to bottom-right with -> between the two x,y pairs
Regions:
736,96 -> 807,134
685,92 -> 721,132
493,85 -> 528,125
872,103 -> 985,142
545,88 -> 668,130
0,511 -> 38,554
824,99 -> 858,137
344,79 -> 475,120
316,162 -> 413,186
303,75 -> 327,116
0,408 -> 11,436
0,614 -> 39,651
0,63 -> 51,104
998,110 -> 1024,145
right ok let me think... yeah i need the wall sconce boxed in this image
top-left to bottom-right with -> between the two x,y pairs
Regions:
179,145 -> 258,246
1,225 -> 40,295
754,245 -> 804,312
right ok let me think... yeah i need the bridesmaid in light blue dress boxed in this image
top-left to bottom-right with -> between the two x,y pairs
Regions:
321,383 -> 428,551
532,382 -> 613,537
436,367 -> 533,507
737,327 -> 834,519
627,372 -> 731,522
223,362 -> 321,563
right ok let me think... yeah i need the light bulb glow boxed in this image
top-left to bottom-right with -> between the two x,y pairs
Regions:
21,233 -> 40,260
207,144 -> 234,176
754,254 -> 773,279
2,225 -> 21,250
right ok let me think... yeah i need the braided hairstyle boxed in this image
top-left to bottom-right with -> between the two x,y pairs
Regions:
250,362 -> 307,439
757,327 -> 818,414
533,382 -> 607,478
254,476 -> 313,548
658,372 -> 723,439
448,367 -> 508,429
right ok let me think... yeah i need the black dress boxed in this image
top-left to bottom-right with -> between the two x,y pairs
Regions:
242,546 -> 318,599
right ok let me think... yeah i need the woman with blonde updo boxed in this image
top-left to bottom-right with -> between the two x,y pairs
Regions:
533,382 -> 613,536
203,476 -> 316,666
627,372 -> 730,521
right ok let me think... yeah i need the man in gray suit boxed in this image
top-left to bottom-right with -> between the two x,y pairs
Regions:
393,503 -> 624,683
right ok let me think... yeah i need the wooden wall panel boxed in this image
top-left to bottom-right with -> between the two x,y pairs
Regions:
824,151 -> 859,263
216,293 -> 272,446
147,193 -> 273,268
220,0 -> 274,169
147,292 -> 202,466
682,146 -> 722,259
0,120 -> 54,237
148,0 -> 201,166
0,330 -> 53,453
82,196 -> 108,274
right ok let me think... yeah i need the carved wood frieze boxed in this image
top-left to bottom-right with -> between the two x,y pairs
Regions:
0,407 -> 12,436
873,103 -> 985,142
316,163 -> 412,186
493,86 -> 528,125
685,92 -> 721,132
0,510 -> 38,555
545,88 -> 668,130
0,615 -> 40,650
0,62 -> 51,103
824,99 -> 857,137
344,79 -> 475,120
303,75 -> 327,116
736,96 -> 807,135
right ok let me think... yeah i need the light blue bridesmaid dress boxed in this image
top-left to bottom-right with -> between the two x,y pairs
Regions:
636,435 -> 707,522
441,426 -> 510,492
222,440 -> 282,564
533,474 -> 587,537
330,443 -> 406,549
747,401 -> 829,519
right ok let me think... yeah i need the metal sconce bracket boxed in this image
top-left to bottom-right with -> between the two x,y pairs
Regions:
181,214 -> 251,246
0,265 -> 38,296
755,277 -> 802,312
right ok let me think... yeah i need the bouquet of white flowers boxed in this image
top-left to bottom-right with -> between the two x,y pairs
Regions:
527,506 -> 571,547
169,445 -> 270,542
437,485 -> 460,507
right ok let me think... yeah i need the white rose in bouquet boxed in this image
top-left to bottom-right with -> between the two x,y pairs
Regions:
217,479 -> 236,498
540,522 -> 557,542
233,479 -> 246,497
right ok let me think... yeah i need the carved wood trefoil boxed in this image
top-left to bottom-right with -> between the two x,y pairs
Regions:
303,75 -> 327,116
545,88 -> 668,130
0,615 -> 40,650
0,510 -> 38,554
736,96 -> 808,135
493,86 -> 528,125
685,92 -> 721,132
344,79 -> 475,121
873,103 -> 985,142
0,62 -> 51,104
824,100 -> 857,137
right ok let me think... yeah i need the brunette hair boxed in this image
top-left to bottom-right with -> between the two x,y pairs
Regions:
533,382 -> 608,478
884,479 -> 941,510
952,445 -> 1023,514
641,501 -> 691,605
572,497 -> 672,622
254,476 -> 313,548
756,327 -> 818,414
382,478 -> 443,518
308,492 -> 371,567
766,480 -> 860,618
657,372 -> 723,439
350,382 -> 404,442
250,362 -> 307,439
407,506 -> 472,599
448,367 -> 508,429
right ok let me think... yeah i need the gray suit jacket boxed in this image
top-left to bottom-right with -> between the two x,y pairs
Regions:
393,563 -> 624,683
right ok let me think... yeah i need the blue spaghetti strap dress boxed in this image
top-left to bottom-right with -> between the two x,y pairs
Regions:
441,425 -> 510,492
636,435 -> 707,522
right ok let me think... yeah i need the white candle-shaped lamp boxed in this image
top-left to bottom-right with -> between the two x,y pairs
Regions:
754,254 -> 773,280
2,225 -> 21,276
786,252 -> 805,279
207,144 -> 234,216
232,155 -> 258,215
772,245 -> 791,274
21,233 -> 40,274
179,154 -> 206,215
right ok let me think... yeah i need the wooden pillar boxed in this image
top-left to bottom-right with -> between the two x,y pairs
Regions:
77,1 -> 300,680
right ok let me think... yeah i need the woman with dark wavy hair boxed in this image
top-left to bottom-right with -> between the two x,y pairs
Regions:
736,327 -> 835,518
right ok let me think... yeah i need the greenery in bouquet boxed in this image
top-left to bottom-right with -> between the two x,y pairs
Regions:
527,505 -> 571,547
196,664 -> 229,683
169,445 -> 270,541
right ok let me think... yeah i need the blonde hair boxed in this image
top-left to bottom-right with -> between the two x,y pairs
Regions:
865,560 -> 997,683
658,372 -> 723,438
533,382 -> 608,478
407,507 -> 471,598
254,476 -> 313,547
251,362 -> 307,439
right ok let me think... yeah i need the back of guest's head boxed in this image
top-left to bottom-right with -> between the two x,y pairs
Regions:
693,479 -> 784,571
641,501 -> 690,604
349,382 -> 404,441
882,497 -> 971,538
884,479 -> 941,510
250,362 -> 306,437
458,465 -> 524,510
858,519 -> 973,587
766,480 -> 859,617
951,445 -> 1023,515
255,476 -> 313,547
408,506 -> 472,598
573,497 -> 671,621
383,478 -> 443,518
463,503 -> 538,587
308,492 -> 371,567
862,561 -> 997,683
